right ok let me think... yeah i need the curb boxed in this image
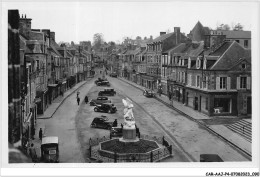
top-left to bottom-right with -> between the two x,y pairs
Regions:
37,78 -> 94,119
117,77 -> 252,159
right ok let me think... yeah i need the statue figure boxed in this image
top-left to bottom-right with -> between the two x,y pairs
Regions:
122,98 -> 135,128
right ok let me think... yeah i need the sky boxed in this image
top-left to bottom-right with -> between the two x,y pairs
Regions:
3,1 -> 257,44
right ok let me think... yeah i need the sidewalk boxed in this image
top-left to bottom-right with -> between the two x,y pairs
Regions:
37,79 -> 91,119
28,78 -> 95,161
118,77 -> 252,157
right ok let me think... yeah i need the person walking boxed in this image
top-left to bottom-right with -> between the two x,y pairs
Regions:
29,143 -> 37,162
113,119 -> 118,127
39,128 -> 43,141
77,97 -> 80,105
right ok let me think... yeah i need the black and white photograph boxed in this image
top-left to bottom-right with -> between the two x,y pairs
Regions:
1,0 -> 260,176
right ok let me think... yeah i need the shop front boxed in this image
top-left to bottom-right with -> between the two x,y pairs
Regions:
185,88 -> 238,116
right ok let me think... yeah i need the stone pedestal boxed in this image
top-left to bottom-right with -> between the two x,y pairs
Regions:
119,126 -> 138,142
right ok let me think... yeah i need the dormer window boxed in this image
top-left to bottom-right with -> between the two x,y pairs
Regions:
241,63 -> 246,69
196,58 -> 201,69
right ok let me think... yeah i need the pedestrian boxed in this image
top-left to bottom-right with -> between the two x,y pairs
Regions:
121,123 -> 124,129
29,143 -> 37,162
113,119 -> 118,127
77,91 -> 80,98
84,95 -> 88,103
77,97 -> 80,105
39,128 -> 43,141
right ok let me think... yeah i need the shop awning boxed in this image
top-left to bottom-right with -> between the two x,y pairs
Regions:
34,98 -> 41,103
62,81 -> 67,84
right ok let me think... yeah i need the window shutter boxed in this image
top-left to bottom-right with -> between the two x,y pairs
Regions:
188,58 -> 191,68
183,72 -> 186,83
247,77 -> 251,89
227,77 -> 231,90
237,77 -> 240,89
168,55 -> 170,65
216,77 -> 220,90
206,76 -> 209,89
189,74 -> 192,86
195,75 -> 197,87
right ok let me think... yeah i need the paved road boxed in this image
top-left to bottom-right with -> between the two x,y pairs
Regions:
38,73 -> 250,162
105,76 -> 250,162
37,78 -> 96,163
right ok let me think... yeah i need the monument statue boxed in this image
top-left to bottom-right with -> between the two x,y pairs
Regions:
122,98 -> 135,128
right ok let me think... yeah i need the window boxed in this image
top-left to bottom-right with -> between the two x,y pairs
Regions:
244,40 -> 248,48
241,63 -> 246,69
220,77 -> 227,89
240,77 -> 247,89
196,75 -> 200,87
196,59 -> 201,69
36,60 -> 39,70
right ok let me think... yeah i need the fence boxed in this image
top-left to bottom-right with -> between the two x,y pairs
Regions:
88,135 -> 172,163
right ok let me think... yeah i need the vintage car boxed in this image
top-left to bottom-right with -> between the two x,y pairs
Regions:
90,116 -> 113,129
41,136 -> 59,163
89,96 -> 111,106
96,80 -> 110,86
109,73 -> 117,78
94,103 -> 117,113
98,88 -> 116,96
94,78 -> 107,84
143,90 -> 155,98
110,126 -> 140,138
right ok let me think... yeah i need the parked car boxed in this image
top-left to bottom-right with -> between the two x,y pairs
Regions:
95,78 -> 107,84
90,116 -> 113,129
143,90 -> 155,98
89,96 -> 111,106
96,80 -> 110,86
94,103 -> 117,113
110,126 -> 140,138
109,73 -> 117,77
98,88 -> 116,96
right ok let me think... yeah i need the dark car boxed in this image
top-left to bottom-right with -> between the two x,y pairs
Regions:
109,73 -> 117,78
143,90 -> 155,98
110,126 -> 140,138
98,88 -> 116,96
94,103 -> 117,113
96,80 -> 110,86
89,96 -> 111,106
90,116 -> 113,129
95,78 -> 107,84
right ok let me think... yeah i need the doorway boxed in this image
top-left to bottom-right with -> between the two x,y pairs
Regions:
247,96 -> 251,114
194,97 -> 198,110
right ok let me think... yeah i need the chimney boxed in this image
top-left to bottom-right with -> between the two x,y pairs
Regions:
150,35 -> 153,40
160,32 -> 166,36
50,32 -> 55,41
174,27 -> 181,44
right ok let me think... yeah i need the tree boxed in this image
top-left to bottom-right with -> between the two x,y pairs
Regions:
216,24 -> 230,30
233,23 -> 243,31
93,33 -> 104,49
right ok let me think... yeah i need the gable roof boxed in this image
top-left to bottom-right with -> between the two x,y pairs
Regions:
210,41 -> 251,70
152,32 -> 174,43
222,30 -> 251,39
164,43 -> 186,53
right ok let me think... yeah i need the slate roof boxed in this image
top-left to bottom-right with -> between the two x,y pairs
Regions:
183,41 -> 204,57
209,42 -> 233,56
152,32 -> 174,43
49,45 -> 62,57
210,41 -> 251,70
164,43 -> 186,54
189,21 -> 210,42
222,30 -> 251,39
